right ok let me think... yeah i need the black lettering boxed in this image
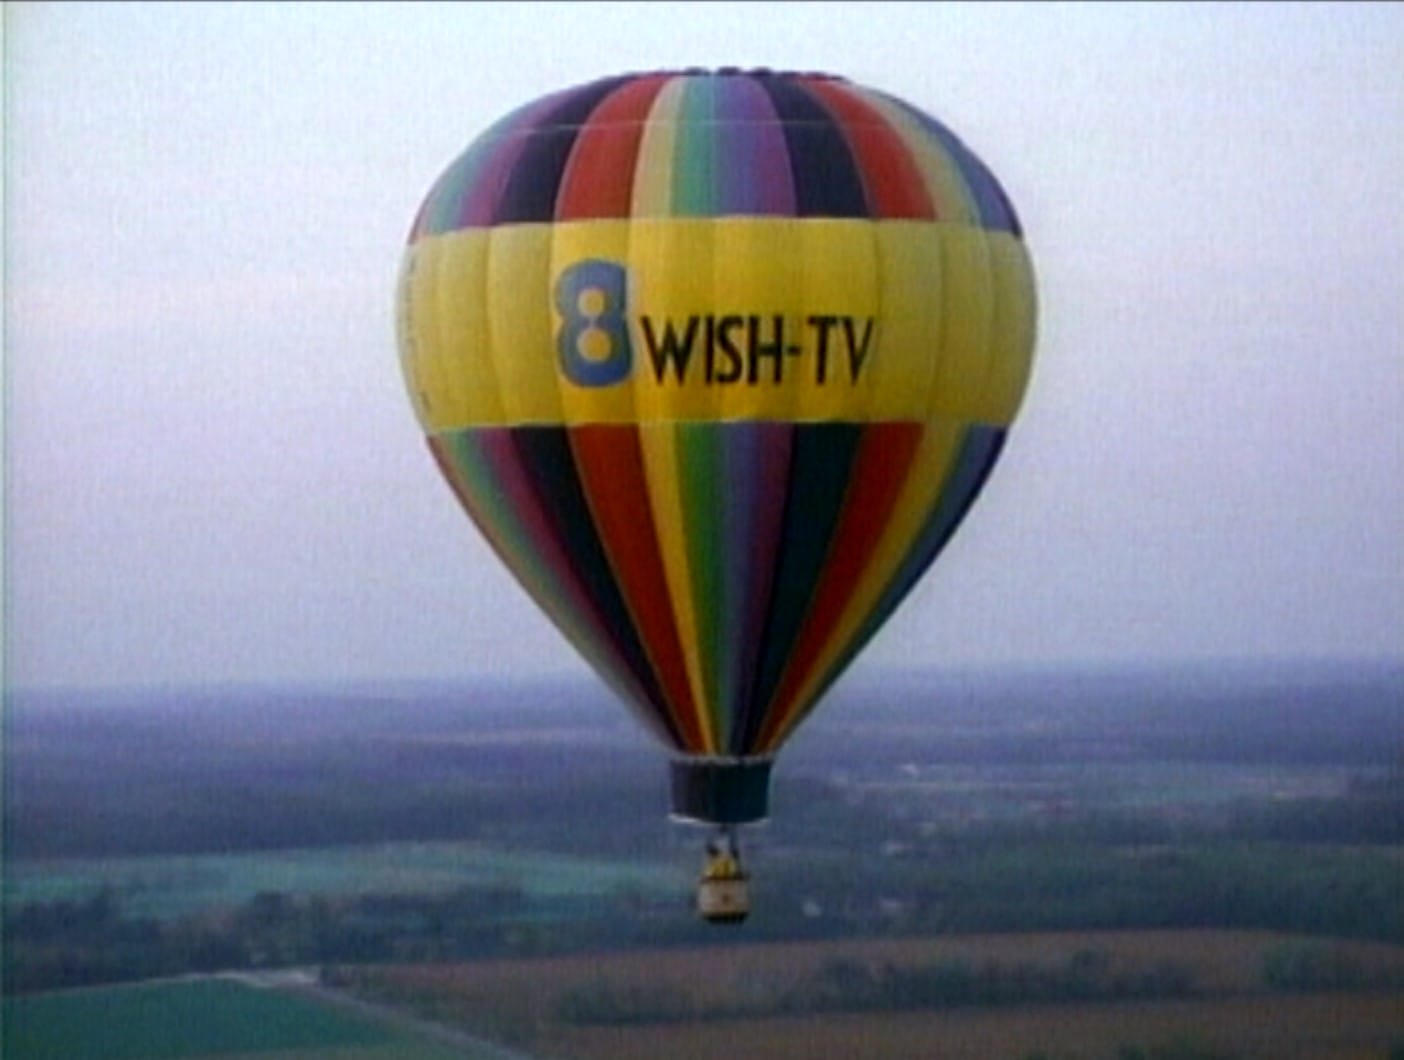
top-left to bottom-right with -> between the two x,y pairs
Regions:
714,315 -> 745,384
703,315 -> 716,382
640,315 -> 700,383
747,314 -> 786,384
844,316 -> 876,381
807,315 -> 839,384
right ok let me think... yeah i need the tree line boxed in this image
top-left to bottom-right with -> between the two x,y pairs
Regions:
7,836 -> 1403,995
551,948 -> 1202,1027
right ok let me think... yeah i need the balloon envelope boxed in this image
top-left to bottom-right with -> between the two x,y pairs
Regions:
398,69 -> 1036,817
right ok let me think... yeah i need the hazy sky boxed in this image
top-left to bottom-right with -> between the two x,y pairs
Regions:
5,2 -> 1402,692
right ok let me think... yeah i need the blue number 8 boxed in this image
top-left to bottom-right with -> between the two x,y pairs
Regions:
554,259 -> 632,387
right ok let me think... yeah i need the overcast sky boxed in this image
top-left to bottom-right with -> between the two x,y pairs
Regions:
5,2 -> 1401,692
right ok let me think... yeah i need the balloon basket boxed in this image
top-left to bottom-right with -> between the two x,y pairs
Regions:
696,822 -> 751,924
697,870 -> 751,924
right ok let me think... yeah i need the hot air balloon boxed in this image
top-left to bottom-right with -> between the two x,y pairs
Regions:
396,69 -> 1036,923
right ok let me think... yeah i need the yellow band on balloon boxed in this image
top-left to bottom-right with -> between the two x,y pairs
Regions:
398,218 -> 1035,433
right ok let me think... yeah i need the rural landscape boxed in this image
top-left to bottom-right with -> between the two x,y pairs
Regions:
9,4 -> 1401,1060
4,661 -> 1403,1058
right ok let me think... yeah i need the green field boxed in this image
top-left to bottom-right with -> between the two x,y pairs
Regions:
0,977 -> 496,1060
4,841 -> 683,921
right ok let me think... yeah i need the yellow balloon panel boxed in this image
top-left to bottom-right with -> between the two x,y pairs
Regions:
398,218 -> 1033,432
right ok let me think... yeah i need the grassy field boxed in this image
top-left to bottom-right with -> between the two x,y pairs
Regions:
0,976 -> 500,1060
339,930 -> 1404,1060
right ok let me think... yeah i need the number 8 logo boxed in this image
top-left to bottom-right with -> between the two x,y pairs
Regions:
554,259 -> 633,387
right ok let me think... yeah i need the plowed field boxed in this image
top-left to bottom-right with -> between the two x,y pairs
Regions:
343,930 -> 1404,1060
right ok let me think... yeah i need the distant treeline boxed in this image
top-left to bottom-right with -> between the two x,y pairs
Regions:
6,838 -> 1403,994
551,949 -> 1204,1026
4,686 -> 667,860
4,885 -> 532,994
5,670 -> 1402,860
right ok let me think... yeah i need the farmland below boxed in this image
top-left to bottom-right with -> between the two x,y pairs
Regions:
4,661 -> 1403,1058
337,930 -> 1404,1060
